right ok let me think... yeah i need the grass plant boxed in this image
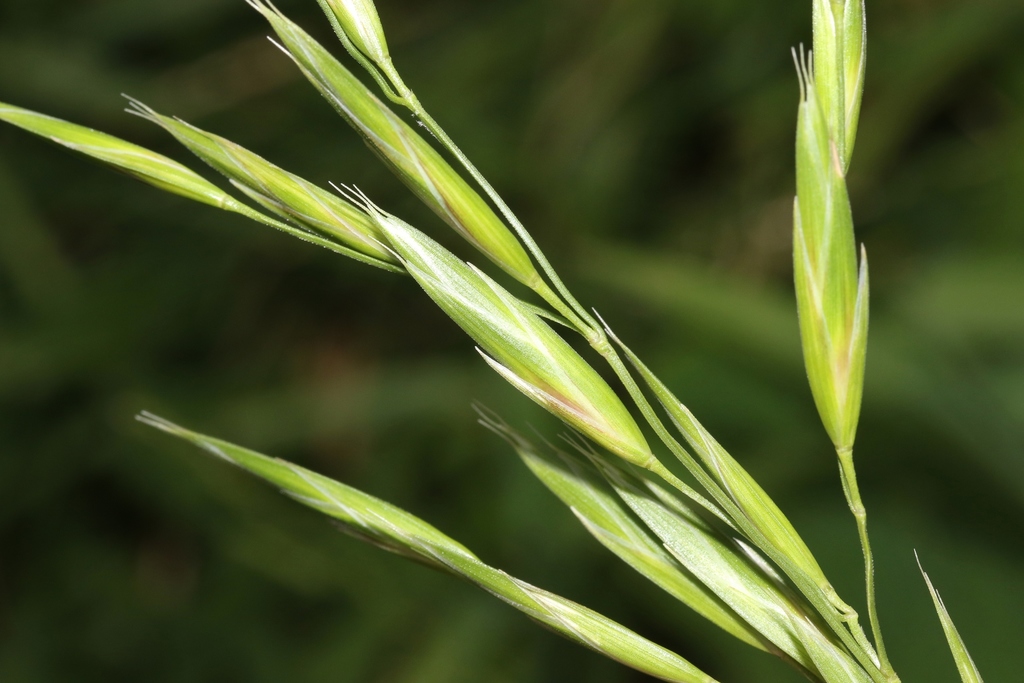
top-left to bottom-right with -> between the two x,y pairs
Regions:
0,1 -> 996,681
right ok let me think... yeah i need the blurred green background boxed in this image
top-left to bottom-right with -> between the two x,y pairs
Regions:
1,0 -> 1022,681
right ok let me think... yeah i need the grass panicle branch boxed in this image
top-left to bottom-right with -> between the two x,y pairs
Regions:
477,409 -> 776,655
591,320 -> 886,681
0,100 -> 399,266
309,0 -> 605,339
138,412 -> 718,683
590,450 -> 873,683
480,412 -> 878,683
606,329 -> 834,598
297,20 -> 886,673
796,7 -> 892,678
247,0 -> 544,291
0,0 -> 990,681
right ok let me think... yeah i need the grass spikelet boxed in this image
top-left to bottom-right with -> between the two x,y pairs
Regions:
247,0 -> 541,289
317,0 -> 390,69
793,51 -> 865,454
606,329 -> 838,605
126,99 -> 398,269
794,18 -> 890,677
0,100 -> 237,210
346,197 -> 656,471
139,412 -> 718,683
580,442 -> 872,683
478,411 -> 780,655
0,99 -> 393,263
812,0 -> 866,166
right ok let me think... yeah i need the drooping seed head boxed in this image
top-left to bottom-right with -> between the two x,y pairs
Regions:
355,200 -> 653,468
127,100 -> 396,267
248,1 -> 541,289
0,100 -> 237,210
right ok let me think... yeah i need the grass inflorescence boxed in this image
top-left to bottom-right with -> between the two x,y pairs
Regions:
0,1 -> 992,682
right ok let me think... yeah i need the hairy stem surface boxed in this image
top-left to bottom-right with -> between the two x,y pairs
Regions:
838,447 -> 894,679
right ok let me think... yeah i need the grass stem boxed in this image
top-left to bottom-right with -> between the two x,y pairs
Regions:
838,447 -> 896,680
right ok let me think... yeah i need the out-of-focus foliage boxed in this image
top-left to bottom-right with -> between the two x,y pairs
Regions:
0,0 -> 1022,681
